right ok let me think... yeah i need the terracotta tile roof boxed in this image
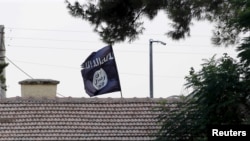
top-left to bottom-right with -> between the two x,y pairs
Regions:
0,97 -> 171,141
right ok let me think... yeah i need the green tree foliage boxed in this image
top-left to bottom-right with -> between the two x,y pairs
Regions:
156,54 -> 250,140
66,0 -> 250,45
237,37 -> 250,66
66,0 -> 166,44
0,63 -> 8,91
154,0 -> 250,139
210,0 -> 250,46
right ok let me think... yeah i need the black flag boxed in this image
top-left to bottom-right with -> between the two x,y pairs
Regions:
81,45 -> 121,97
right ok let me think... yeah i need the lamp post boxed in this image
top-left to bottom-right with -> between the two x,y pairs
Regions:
149,39 -> 166,98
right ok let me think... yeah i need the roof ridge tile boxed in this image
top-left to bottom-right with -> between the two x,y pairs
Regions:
0,97 -> 169,104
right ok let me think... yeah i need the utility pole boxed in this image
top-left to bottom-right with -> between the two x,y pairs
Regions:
149,39 -> 166,98
0,25 -> 6,99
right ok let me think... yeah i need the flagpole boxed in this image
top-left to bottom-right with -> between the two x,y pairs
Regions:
120,91 -> 123,98
110,45 -> 123,98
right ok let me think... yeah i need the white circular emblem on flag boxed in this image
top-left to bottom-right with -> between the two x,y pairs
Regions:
93,68 -> 108,90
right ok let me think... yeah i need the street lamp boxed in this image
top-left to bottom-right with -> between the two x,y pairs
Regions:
149,39 -> 166,98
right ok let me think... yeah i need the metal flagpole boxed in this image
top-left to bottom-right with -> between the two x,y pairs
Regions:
120,91 -> 123,98
110,45 -> 123,98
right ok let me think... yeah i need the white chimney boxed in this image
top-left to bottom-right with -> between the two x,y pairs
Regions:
19,79 -> 59,98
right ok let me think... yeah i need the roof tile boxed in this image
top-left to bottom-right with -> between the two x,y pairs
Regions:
0,97 -> 172,141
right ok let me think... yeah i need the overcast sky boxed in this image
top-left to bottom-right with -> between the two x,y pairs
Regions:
0,0 -> 238,98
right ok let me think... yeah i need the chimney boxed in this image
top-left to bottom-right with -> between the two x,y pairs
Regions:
19,79 -> 60,98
